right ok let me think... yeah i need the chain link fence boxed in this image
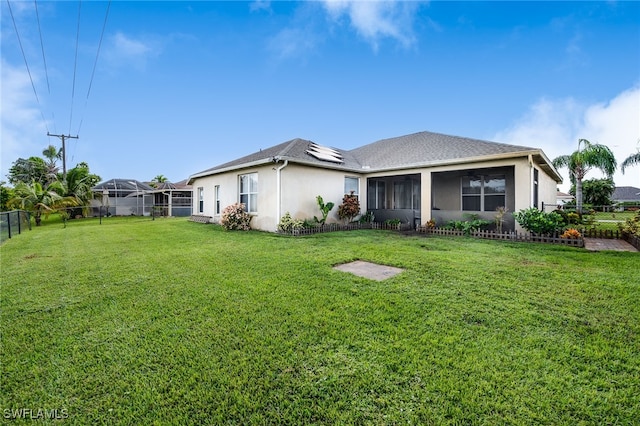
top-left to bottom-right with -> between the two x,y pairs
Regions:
0,210 -> 31,244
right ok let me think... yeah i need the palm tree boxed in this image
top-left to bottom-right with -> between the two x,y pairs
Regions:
552,139 -> 617,213
63,163 -> 101,217
150,174 -> 168,188
42,144 -> 62,184
9,181 -> 78,226
621,151 -> 640,174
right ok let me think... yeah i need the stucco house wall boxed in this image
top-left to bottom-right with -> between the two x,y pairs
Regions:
189,132 -> 563,233
194,164 -> 363,231
279,164 -> 360,226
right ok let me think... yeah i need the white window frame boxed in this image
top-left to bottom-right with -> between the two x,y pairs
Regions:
344,176 -> 359,196
461,175 -> 506,212
239,173 -> 258,213
214,185 -> 221,215
197,187 -> 204,213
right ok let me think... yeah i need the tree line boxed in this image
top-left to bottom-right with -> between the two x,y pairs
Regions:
1,145 -> 101,225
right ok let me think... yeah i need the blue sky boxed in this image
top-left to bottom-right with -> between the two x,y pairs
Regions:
2,1 -> 639,191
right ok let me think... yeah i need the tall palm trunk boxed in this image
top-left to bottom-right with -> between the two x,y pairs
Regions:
575,178 -> 583,214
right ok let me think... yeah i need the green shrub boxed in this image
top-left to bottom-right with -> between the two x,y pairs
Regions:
566,212 -> 581,224
302,218 -> 318,229
359,211 -> 375,224
220,203 -> 252,231
278,212 -> 304,233
444,214 -> 492,236
618,210 -> 640,237
313,195 -> 334,225
513,208 -> 564,235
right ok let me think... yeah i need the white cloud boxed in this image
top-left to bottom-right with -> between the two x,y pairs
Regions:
249,1 -> 271,13
322,0 -> 424,51
104,32 -> 157,71
494,86 -> 640,191
266,1 -> 424,59
267,27 -> 319,59
0,60 -> 48,181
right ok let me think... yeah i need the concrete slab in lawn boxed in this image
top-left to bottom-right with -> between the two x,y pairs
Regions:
333,260 -> 404,281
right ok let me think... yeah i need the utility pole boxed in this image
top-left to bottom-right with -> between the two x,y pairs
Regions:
47,133 -> 78,179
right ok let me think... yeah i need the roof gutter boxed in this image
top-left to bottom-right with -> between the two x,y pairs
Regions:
188,158 -> 274,184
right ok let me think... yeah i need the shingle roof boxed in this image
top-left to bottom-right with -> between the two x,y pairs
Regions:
612,186 -> 640,202
190,138 -> 361,179
349,131 -> 538,170
189,131 -> 557,181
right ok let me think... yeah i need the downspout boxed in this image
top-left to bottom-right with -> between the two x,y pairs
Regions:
528,154 -> 534,208
274,157 -> 289,231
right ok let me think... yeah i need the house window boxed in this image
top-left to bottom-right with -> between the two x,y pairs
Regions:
462,175 -> 505,211
367,180 -> 386,209
239,173 -> 258,213
214,185 -> 221,215
345,177 -> 359,196
197,187 -> 204,213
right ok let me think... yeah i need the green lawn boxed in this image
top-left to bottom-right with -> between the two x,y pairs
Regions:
1,217 -> 638,424
588,210 -> 636,233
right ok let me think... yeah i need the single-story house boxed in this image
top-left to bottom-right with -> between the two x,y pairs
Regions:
92,179 -> 154,216
612,186 -> 640,204
188,131 -> 562,232
146,179 -> 193,217
556,191 -> 574,206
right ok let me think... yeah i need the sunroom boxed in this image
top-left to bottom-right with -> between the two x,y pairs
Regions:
366,173 -> 421,227
430,166 -> 515,231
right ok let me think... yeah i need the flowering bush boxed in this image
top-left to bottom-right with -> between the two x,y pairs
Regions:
425,219 -> 436,228
220,203 -> 252,231
278,212 -> 304,233
561,228 -> 582,239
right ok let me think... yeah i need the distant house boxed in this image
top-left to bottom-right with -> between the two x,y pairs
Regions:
612,186 -> 640,204
556,191 -> 574,205
147,179 -> 193,217
92,179 -> 154,216
92,178 -> 193,217
188,131 -> 563,232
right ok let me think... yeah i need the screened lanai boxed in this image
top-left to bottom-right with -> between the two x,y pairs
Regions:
92,179 -> 154,216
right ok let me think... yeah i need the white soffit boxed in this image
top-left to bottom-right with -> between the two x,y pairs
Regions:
306,143 -> 343,163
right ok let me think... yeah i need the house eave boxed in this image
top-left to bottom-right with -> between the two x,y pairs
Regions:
188,148 -> 564,183
188,158 -> 275,183
358,150 -> 561,177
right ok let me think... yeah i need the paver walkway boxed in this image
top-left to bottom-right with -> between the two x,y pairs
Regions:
583,238 -> 638,252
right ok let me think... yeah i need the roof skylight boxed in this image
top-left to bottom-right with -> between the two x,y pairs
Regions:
306,143 -> 343,163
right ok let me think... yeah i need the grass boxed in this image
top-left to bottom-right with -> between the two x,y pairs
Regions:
1,217 -> 639,424
588,210 -> 636,233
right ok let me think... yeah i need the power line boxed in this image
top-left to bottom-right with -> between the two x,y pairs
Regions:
86,0 -> 110,101
69,0 -> 82,134
6,0 -> 50,134
34,0 -> 50,94
77,0 -> 111,135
